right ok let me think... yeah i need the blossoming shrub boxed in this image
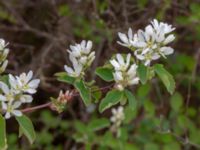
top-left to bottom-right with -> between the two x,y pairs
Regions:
0,39 -> 40,148
0,19 -> 176,149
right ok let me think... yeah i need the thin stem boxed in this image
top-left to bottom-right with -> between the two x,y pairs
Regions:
19,84 -> 114,113
21,102 -> 52,113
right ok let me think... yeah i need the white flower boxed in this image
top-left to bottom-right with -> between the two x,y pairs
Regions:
117,28 -> 138,48
134,19 -> 175,65
20,94 -> 33,103
113,71 -> 123,82
0,60 -> 8,73
0,39 -> 9,51
68,40 -> 93,57
64,40 -> 95,77
64,55 -> 83,77
9,71 -> 40,94
117,19 -> 175,66
151,19 -> 175,35
110,106 -> 124,127
160,46 -> 174,56
87,51 -> 95,66
0,82 -> 15,102
110,53 -> 139,90
2,101 -> 22,119
0,70 -> 39,119
110,53 -> 131,71
127,64 -> 139,85
0,38 -> 9,73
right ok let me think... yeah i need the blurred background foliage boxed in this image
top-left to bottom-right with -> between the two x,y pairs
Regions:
0,0 -> 200,149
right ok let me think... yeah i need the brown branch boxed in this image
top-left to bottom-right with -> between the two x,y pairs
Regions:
21,102 -> 52,113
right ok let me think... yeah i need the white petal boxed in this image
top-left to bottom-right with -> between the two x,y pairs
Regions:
12,110 -> 22,117
1,60 -> 8,71
28,79 -> 40,88
0,95 -> 6,101
13,101 -> 22,108
110,116 -> 116,122
144,60 -> 151,66
127,64 -> 137,75
74,63 -> 83,76
151,53 -> 160,60
88,51 -> 95,60
110,59 -> 120,70
81,40 -> 86,49
160,47 -> 174,55
9,74 -> 16,84
20,95 -> 33,103
64,65 -> 74,74
116,54 -> 125,66
134,51 -> 145,60
2,102 -> 7,109
163,34 -> 175,44
137,30 -> 146,41
79,56 -> 87,64
3,48 -> 9,57
115,84 -> 124,91
142,48 -> 150,55
128,77 -> 139,85
145,25 -> 154,35
26,71 -> 33,83
70,45 -> 81,56
68,48 -> 80,57
0,39 -> 5,48
156,32 -> 165,42
26,89 -> 36,94
125,53 -> 131,68
70,55 -> 80,71
118,33 -> 128,44
113,71 -> 123,81
87,53 -> 95,66
128,28 -> 133,39
5,112 -> 11,119
117,41 -> 129,47
151,19 -> 159,30
85,41 -> 92,53
111,108 -> 117,114
0,82 -> 9,94
135,41 -> 147,48
118,106 -> 123,113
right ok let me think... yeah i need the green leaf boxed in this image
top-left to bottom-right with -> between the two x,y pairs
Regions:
0,75 -> 9,85
55,72 -> 76,85
137,63 -> 148,84
170,92 -> 183,112
0,114 -> 7,150
154,64 -> 175,95
74,80 -> 91,106
124,89 -> 137,110
16,115 -> 36,144
91,86 -> 102,102
18,127 -> 23,138
74,121 -> 88,134
99,89 -> 123,113
88,118 -> 110,131
95,67 -> 114,82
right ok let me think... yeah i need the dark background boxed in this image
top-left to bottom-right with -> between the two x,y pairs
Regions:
0,0 -> 200,149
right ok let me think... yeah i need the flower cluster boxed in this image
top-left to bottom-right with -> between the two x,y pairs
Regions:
110,106 -> 125,130
110,53 -> 139,91
64,40 -> 95,77
0,71 -> 40,119
0,39 -> 9,73
118,19 -> 175,66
